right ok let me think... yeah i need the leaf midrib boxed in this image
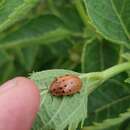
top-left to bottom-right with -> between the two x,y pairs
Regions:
83,108 -> 130,130
58,97 -> 86,129
44,97 -> 66,128
84,0 -> 129,45
95,94 -> 130,113
111,0 -> 130,40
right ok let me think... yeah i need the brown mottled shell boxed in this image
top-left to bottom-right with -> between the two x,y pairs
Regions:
50,75 -> 82,96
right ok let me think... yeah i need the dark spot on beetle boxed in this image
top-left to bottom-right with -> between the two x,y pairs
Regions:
60,87 -> 62,89
64,84 -> 67,87
53,89 -> 56,91
62,90 -> 65,93
69,89 -> 71,92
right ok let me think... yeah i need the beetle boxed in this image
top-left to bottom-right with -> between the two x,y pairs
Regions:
49,74 -> 82,96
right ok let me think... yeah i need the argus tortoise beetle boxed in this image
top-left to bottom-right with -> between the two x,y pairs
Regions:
50,74 -> 82,96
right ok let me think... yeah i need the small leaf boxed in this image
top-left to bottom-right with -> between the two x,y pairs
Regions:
0,0 -> 38,32
84,0 -> 130,46
31,69 -> 88,130
31,65 -> 127,130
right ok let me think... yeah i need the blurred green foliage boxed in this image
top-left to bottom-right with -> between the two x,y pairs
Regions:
1,0 -> 130,130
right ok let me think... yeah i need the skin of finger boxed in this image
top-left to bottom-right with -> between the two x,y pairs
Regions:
0,77 -> 40,130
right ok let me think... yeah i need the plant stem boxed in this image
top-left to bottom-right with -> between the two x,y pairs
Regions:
74,0 -> 97,38
80,62 -> 130,94
74,0 -> 89,28
102,62 -> 130,81
81,62 -> 130,80
0,28 -> 71,49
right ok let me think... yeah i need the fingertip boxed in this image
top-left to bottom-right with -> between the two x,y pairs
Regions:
14,76 -> 40,101
0,77 -> 41,130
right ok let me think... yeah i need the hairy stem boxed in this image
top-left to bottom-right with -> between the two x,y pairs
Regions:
80,62 -> 130,94
74,0 -> 96,35
102,62 -> 130,81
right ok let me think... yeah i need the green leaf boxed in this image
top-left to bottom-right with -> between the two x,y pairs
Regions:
0,15 -> 71,49
0,0 -> 38,32
82,108 -> 130,130
48,0 -> 84,32
15,46 -> 39,71
31,69 -> 88,130
0,51 -> 14,83
58,5 -> 84,32
0,50 -> 12,67
49,40 -> 72,58
85,74 -> 130,129
84,0 -> 130,46
81,39 -> 119,72
81,38 -> 130,129
1,61 -> 14,82
124,119 -> 130,130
